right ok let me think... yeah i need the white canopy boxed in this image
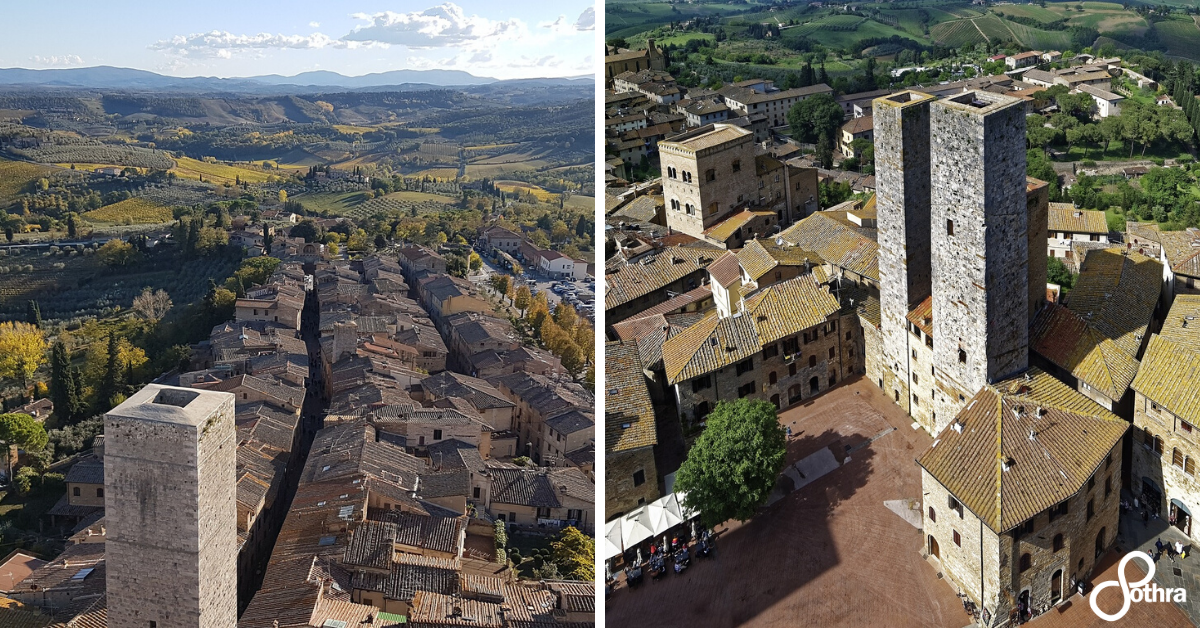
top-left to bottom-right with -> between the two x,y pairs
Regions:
603,492 -> 699,559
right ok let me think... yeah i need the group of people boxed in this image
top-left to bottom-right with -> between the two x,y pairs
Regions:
619,529 -> 715,589
1154,538 -> 1188,561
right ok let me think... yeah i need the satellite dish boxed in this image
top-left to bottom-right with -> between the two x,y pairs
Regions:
775,236 -> 784,246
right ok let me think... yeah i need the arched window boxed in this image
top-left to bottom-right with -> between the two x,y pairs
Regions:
1019,553 -> 1032,572
1156,436 -> 1165,455
1175,448 -> 1185,469
1051,569 -> 1063,604
1053,533 -> 1064,552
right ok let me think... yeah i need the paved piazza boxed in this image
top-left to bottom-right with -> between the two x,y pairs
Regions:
605,377 -> 1195,627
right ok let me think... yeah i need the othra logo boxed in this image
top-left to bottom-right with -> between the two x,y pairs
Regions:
1090,551 -> 1186,621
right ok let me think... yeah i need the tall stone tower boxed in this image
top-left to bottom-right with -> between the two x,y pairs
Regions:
873,91 -> 935,414
930,91 -> 1029,426
105,384 -> 237,628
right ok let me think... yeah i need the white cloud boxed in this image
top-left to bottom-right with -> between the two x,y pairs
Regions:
149,30 -> 386,57
31,54 -> 84,66
539,6 -> 593,34
309,21 -> 321,28
574,7 -> 595,31
344,3 -> 523,49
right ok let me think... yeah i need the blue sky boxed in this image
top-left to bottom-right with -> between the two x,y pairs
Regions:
0,2 -> 595,79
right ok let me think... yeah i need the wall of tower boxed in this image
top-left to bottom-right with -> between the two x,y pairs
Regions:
661,129 -> 758,238
1026,179 -> 1050,323
874,91 -> 933,416
105,386 -> 238,628
930,92 -> 1029,399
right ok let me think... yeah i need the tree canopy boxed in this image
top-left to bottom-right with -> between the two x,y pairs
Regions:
0,321 -> 47,391
787,93 -> 844,146
551,526 -> 595,581
675,399 -> 787,529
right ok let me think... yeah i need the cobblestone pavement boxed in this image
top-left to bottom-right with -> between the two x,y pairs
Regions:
1026,546 -> 1193,628
606,377 -> 1198,628
1113,499 -> 1200,626
606,377 -> 969,628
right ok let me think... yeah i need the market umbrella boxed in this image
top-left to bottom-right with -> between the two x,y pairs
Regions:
604,519 -> 624,559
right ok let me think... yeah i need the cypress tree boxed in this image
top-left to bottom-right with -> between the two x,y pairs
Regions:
101,333 -> 121,405
26,300 -> 41,327
50,341 -> 71,416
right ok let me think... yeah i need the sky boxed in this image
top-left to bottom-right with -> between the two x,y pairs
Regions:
0,1 -> 595,80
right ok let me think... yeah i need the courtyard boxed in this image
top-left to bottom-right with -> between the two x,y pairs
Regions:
605,377 -> 1196,627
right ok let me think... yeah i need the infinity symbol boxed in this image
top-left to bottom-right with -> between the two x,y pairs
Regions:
1090,551 -> 1156,622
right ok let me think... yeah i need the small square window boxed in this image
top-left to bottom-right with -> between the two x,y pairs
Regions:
947,219 -> 954,236
633,470 -> 646,487
953,530 -> 961,546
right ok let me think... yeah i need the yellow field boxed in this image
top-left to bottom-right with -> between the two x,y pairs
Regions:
406,127 -> 441,134
0,158 -> 51,200
495,180 -> 557,202
466,143 -> 520,150
54,163 -> 141,172
333,124 -> 378,134
171,156 -> 272,184
83,197 -> 173,224
414,168 -> 459,181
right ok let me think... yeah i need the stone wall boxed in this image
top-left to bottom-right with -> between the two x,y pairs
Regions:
930,92 -> 1028,400
1026,180 -> 1050,322
661,128 -> 758,238
906,329 -> 938,433
921,469 -> 999,614
875,92 -> 934,423
1132,391 -> 1200,543
606,447 -> 661,520
105,385 -> 238,628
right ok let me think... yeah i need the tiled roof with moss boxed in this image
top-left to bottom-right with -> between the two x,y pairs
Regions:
1132,295 -> 1200,425
917,368 -> 1127,533
905,296 -> 934,338
663,274 -> 839,384
736,238 -> 823,282
1159,229 -> 1200,278
605,341 -> 658,453
1048,207 -> 1108,234
1061,248 -> 1161,359
605,246 -> 717,310
779,212 -> 878,281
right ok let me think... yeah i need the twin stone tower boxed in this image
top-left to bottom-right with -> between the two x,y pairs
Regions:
875,89 -> 1047,435
105,384 -> 238,628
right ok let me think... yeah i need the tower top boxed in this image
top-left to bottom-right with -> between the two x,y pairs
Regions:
933,90 -> 1024,115
873,89 -> 936,111
107,384 -> 232,427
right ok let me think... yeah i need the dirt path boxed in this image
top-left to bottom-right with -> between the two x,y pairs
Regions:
970,18 -> 990,43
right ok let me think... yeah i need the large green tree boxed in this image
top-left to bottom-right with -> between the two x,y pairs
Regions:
0,413 -> 48,481
551,526 -> 595,581
787,93 -> 844,146
675,399 -> 787,529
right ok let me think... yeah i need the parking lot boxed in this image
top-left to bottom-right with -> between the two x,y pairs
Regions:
474,250 -> 594,323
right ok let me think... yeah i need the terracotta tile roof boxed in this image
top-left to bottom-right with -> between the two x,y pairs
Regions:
663,274 -> 839,383
408,591 -> 504,627
1133,295 -> 1200,424
856,294 -> 881,328
840,115 -> 873,135
605,341 -> 657,454
1030,303 -> 1139,401
1048,207 -> 1108,233
736,238 -> 823,282
778,212 -> 878,281
1158,229 -> 1200,278
701,210 -> 775,244
659,123 -> 750,152
706,251 -> 741,287
489,467 -> 593,508
917,368 -> 1127,533
605,246 -> 717,310
905,296 -> 934,338
1126,221 -> 1161,243
1061,248 -> 1161,359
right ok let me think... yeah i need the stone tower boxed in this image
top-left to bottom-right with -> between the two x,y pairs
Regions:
105,384 -> 237,628
929,91 -> 1029,426
873,91 -> 935,415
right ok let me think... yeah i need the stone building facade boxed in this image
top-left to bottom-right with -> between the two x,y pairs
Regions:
105,384 -> 238,628
929,91 -> 1031,430
1130,295 -> 1200,540
660,124 -> 759,238
663,273 -> 862,426
874,91 -> 934,421
918,371 -> 1126,625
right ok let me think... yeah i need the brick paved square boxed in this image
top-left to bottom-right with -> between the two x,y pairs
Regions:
605,377 -> 1197,627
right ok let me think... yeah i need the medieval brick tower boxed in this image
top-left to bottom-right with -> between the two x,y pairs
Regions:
929,91 -> 1029,427
874,91 -> 935,417
105,384 -> 238,628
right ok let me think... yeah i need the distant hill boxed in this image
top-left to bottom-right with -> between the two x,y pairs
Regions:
0,66 -> 596,92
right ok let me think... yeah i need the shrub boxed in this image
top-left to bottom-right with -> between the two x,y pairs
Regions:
1081,160 -> 1097,167
13,466 -> 38,496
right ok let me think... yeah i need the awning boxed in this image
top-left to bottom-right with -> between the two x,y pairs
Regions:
1172,498 -> 1192,517
1142,477 -> 1163,495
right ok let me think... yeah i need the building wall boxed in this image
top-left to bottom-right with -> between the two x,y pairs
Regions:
67,482 -> 104,507
923,444 -> 1121,622
105,386 -> 238,628
930,93 -> 1029,400
674,316 -> 855,425
1027,182 -> 1050,322
661,130 -> 758,238
875,92 -> 934,422
1132,391 -> 1200,543
605,447 -> 660,519
906,328 -> 938,433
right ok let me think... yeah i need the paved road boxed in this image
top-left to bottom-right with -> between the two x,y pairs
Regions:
472,251 -> 595,323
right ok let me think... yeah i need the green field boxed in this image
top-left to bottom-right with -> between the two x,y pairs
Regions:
606,1 -> 748,39
82,197 -> 173,224
1156,17 -> 1200,61
992,4 -> 1062,23
290,191 -> 372,214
